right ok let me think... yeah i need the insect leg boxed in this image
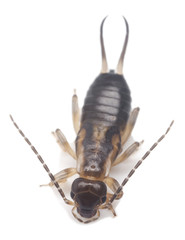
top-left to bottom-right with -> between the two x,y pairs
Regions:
104,177 -> 123,200
72,89 -> 80,134
106,121 -> 174,207
40,167 -> 77,186
121,107 -> 140,146
52,129 -> 77,160
112,140 -> 144,167
10,115 -> 74,206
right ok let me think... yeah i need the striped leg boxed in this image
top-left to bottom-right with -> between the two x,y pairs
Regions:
113,140 -> 144,167
10,115 -> 74,206
104,177 -> 123,200
121,107 -> 140,146
106,120 -> 174,208
72,89 -> 80,134
52,129 -> 77,160
40,167 -> 77,187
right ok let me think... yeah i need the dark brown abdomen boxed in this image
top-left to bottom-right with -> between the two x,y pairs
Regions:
81,72 -> 131,130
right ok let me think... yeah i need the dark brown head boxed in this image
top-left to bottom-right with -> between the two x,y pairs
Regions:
70,178 -> 107,219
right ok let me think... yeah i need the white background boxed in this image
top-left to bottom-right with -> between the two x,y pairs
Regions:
0,0 -> 184,239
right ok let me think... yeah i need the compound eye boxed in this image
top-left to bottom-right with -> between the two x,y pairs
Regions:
101,196 -> 106,203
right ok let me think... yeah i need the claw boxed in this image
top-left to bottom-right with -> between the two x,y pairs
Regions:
108,204 -> 117,217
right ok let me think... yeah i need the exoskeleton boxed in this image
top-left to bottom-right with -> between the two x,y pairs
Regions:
10,16 -> 173,223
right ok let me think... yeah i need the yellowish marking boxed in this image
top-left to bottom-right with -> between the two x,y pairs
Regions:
76,128 -> 86,157
76,128 -> 87,175
91,126 -> 108,156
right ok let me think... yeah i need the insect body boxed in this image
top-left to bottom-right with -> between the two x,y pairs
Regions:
10,17 -> 174,223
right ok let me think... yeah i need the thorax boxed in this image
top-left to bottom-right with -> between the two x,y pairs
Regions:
75,122 -> 121,180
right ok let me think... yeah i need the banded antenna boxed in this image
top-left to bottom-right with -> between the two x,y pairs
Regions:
10,115 -> 74,206
106,120 -> 174,207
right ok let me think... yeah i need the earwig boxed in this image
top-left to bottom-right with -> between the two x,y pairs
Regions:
10,16 -> 174,223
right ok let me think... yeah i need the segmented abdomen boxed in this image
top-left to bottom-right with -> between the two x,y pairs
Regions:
81,72 -> 131,129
